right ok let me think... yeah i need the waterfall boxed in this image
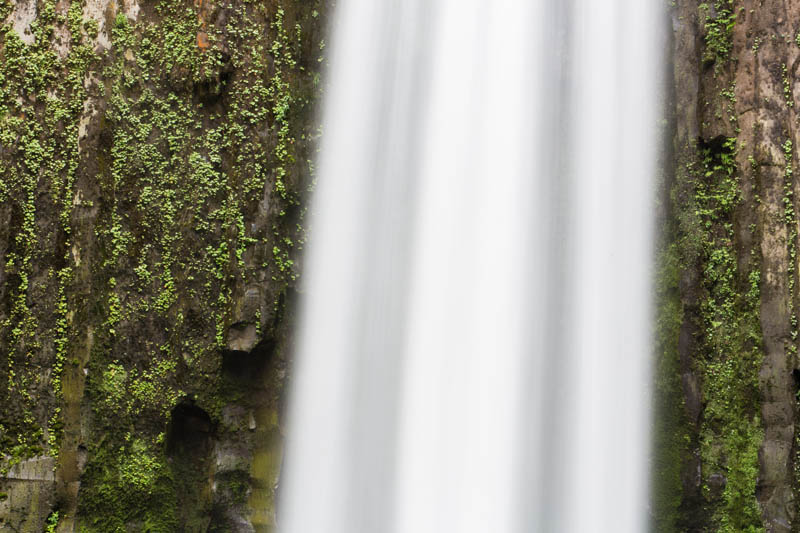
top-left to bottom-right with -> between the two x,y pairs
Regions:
280,1 -> 662,532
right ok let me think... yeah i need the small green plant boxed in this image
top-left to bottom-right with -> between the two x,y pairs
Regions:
45,511 -> 59,533
690,137 -> 765,531
700,0 -> 736,65
783,64 -> 794,107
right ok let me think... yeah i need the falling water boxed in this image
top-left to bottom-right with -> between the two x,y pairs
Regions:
280,1 -> 662,532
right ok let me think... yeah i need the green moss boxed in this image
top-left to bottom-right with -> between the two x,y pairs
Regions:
783,65 -> 794,108
651,241 -> 690,533
45,510 -> 59,533
0,0 -> 98,459
78,437 -> 178,532
693,139 -> 764,532
2,0 -> 325,527
657,128 -> 764,530
700,0 -> 736,66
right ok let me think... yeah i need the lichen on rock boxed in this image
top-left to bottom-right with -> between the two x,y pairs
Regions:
0,0 -> 326,528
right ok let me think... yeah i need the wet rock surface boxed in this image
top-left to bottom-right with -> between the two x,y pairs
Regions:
0,0 -> 327,529
655,0 -> 800,531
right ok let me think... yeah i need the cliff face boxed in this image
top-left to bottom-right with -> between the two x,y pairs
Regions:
4,0 -> 800,532
0,0 -> 326,529
655,1 -> 800,532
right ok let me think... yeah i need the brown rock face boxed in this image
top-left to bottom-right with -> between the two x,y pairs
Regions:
3,0 -> 800,530
0,0 -> 328,529
659,0 -> 800,531
730,3 -> 799,531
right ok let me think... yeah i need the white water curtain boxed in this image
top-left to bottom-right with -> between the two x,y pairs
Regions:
280,1 -> 662,532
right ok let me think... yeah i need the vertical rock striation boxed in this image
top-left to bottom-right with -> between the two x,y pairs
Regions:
657,1 -> 800,531
0,0 -> 327,530
4,0 -> 800,531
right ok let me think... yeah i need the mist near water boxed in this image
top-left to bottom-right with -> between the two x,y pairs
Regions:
279,1 -> 663,531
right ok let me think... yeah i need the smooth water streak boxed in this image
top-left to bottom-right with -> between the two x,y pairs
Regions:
280,2 -> 662,532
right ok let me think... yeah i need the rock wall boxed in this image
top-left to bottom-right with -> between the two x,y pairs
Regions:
655,1 -> 800,532
5,0 -> 800,531
0,0 -> 327,529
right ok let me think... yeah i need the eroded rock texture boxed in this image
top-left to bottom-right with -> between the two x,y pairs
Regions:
655,1 -> 800,532
0,0 -> 326,529
5,0 -> 800,531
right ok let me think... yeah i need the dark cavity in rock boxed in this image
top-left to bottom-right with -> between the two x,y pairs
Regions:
221,336 -> 276,383
166,399 -> 214,457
